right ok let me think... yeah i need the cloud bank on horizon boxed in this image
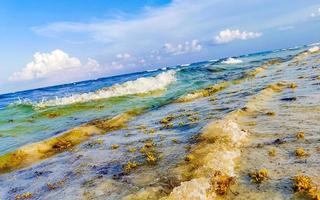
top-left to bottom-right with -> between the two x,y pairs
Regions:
9,50 -> 100,81
1,0 -> 320,93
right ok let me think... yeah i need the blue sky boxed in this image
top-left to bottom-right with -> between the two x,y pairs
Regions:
0,0 -> 319,94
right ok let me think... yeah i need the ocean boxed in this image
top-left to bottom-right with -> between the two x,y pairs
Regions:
0,44 -> 319,199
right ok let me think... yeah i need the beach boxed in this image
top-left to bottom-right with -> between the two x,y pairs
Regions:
0,44 -> 319,200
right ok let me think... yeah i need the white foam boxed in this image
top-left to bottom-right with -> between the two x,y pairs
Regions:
308,42 -> 320,47
308,46 -> 319,53
180,63 -> 190,67
222,57 -> 243,64
34,70 -> 176,107
146,69 -> 158,72
164,178 -> 213,200
203,120 -> 248,146
197,150 -> 240,177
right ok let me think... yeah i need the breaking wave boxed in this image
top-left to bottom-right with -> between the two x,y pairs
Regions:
25,70 -> 176,108
308,46 -> 319,53
221,57 -> 243,64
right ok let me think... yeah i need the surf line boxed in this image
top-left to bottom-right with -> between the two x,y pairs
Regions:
0,109 -> 144,174
174,59 -> 284,103
162,81 -> 297,200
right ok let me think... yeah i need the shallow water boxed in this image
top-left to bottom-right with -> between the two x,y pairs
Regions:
0,45 -> 319,200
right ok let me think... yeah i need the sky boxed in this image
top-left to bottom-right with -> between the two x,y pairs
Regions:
0,0 -> 319,94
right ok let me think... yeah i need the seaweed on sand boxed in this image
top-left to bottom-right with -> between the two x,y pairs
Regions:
14,192 -> 32,199
111,144 -> 120,150
268,148 -> 277,157
249,169 -> 269,183
211,172 -> 236,195
124,161 -> 138,173
293,175 -> 320,200
296,131 -> 305,139
295,147 -> 309,158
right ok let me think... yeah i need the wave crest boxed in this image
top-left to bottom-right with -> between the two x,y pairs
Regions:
33,70 -> 176,107
222,57 -> 243,64
308,46 -> 319,53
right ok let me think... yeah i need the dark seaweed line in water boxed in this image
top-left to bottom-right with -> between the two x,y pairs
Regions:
0,57 -> 289,174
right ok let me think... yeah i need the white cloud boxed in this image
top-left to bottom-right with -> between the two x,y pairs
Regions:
9,49 -> 100,81
310,7 -> 320,17
111,61 -> 124,69
277,25 -> 294,31
29,0 -> 314,69
116,53 -> 131,59
214,29 -> 262,44
140,59 -> 146,64
164,39 -> 202,55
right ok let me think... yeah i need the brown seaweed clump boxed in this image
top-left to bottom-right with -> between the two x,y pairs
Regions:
184,154 -> 195,162
128,147 -> 137,153
124,161 -> 138,173
293,175 -> 313,192
293,175 -> 320,200
160,115 -> 175,124
268,148 -> 277,157
111,144 -> 120,150
15,192 -> 32,199
171,138 -> 178,143
178,121 -> 186,126
296,131 -> 305,139
46,113 -> 61,119
146,152 -> 157,164
265,111 -> 276,116
295,147 -> 309,158
289,83 -> 298,89
52,140 -> 72,152
47,178 -> 66,190
249,168 -> 269,183
211,172 -> 236,195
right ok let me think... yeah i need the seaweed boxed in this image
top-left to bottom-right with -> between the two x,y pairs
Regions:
293,175 -> 312,192
296,131 -> 305,139
295,147 -> 309,158
111,144 -> 120,150
124,161 -> 138,173
15,192 -> 32,199
146,152 -> 157,164
160,115 -> 175,124
46,178 -> 65,190
249,169 -> 269,183
188,116 -> 200,123
265,111 -> 276,116
46,113 -> 61,119
128,147 -> 137,153
212,173 -> 236,195
292,175 -> 320,200
289,83 -> 298,89
184,154 -> 195,162
268,148 -> 277,157
148,128 -> 156,134
171,138 -> 178,143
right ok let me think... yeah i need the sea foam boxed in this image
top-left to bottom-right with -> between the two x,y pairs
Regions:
222,57 -> 243,64
35,70 -> 176,107
308,46 -> 319,53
